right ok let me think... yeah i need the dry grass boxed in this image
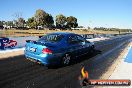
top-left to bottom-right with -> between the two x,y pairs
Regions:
0,29 -> 127,37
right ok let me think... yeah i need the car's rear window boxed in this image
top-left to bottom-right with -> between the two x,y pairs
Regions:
38,34 -> 64,42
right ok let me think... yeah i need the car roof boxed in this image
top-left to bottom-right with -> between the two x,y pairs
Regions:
48,32 -> 77,36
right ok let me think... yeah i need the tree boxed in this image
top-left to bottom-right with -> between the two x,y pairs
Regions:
66,16 -> 78,28
17,18 -> 25,28
12,12 -> 23,28
87,26 -> 90,29
34,9 -> 54,29
44,14 -> 54,27
5,21 -> 14,27
45,14 -> 54,27
12,12 -> 22,19
34,9 -> 47,27
55,14 -> 66,28
13,20 -> 19,28
27,17 -> 36,28
0,21 -> 4,26
78,26 -> 84,28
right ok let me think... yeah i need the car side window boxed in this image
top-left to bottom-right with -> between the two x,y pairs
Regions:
68,35 -> 79,44
76,35 -> 91,43
76,35 -> 85,43
85,40 -> 91,43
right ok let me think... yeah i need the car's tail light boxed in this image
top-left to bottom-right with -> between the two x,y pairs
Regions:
42,48 -> 52,54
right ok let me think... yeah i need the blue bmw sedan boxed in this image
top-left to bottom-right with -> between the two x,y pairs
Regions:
24,32 -> 94,66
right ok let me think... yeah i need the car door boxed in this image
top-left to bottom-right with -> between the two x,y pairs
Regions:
84,40 -> 92,53
76,35 -> 91,54
67,35 -> 82,57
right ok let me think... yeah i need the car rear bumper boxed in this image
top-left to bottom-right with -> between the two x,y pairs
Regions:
24,50 -> 63,65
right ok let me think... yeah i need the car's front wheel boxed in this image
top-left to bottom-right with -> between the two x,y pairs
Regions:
10,45 -> 15,48
90,45 -> 95,53
61,54 -> 71,66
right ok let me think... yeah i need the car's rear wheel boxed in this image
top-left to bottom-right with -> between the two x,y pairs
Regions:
62,54 -> 71,66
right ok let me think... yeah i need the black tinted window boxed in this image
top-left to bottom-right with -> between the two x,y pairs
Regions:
68,35 -> 78,44
76,35 -> 85,42
39,34 -> 64,42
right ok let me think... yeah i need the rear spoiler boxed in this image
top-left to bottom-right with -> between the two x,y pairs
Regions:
25,40 -> 55,48
26,40 -> 44,45
26,40 -> 31,43
26,40 -> 37,44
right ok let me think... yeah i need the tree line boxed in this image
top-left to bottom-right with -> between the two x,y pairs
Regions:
94,27 -> 132,32
0,9 -> 78,29
0,9 -> 131,32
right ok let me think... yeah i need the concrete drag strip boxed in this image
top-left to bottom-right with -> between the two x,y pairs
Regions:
0,48 -> 24,59
0,48 -> 25,54
0,35 -> 131,88
98,41 -> 132,88
107,42 -> 132,88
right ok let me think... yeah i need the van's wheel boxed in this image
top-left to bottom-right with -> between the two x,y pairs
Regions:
62,54 -> 71,66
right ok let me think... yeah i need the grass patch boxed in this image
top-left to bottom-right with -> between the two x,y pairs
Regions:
0,29 -> 129,37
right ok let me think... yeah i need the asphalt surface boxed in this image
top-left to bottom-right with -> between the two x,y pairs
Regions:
0,35 -> 132,88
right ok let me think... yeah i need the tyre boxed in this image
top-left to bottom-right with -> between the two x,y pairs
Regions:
92,45 -> 95,49
90,45 -> 95,53
2,46 -> 6,50
61,53 -> 71,66
10,45 -> 15,48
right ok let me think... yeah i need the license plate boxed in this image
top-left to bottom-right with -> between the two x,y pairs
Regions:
30,48 -> 36,52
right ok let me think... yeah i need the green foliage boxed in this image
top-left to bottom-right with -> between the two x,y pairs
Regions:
13,20 -> 18,27
66,16 -> 78,28
34,9 -> 54,28
0,21 -> 4,26
17,18 -> 25,27
94,27 -> 131,32
56,14 -> 66,28
27,17 -> 36,28
34,9 -> 47,26
5,21 -> 14,27
44,14 -> 54,27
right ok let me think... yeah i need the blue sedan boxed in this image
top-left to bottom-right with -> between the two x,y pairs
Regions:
24,32 -> 94,66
